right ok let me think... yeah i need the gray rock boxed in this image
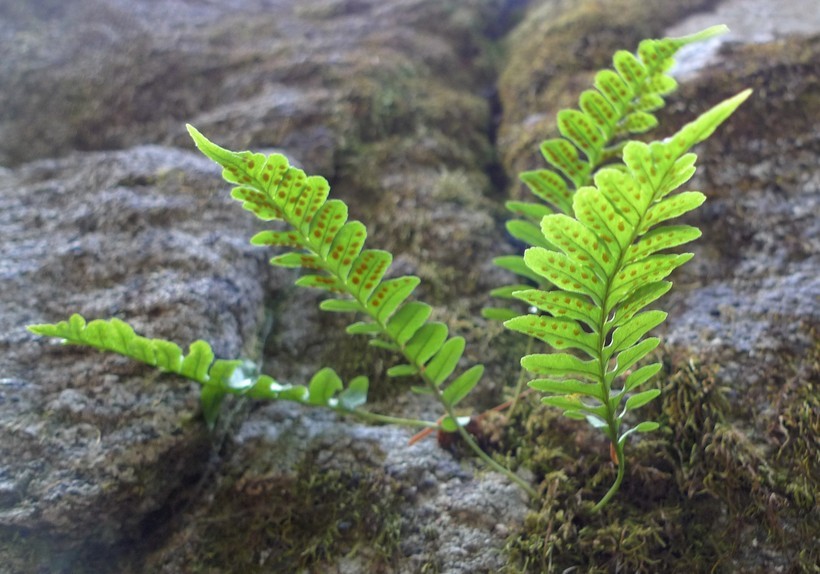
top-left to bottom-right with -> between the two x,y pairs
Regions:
0,145 -> 276,570
1,0 -> 817,572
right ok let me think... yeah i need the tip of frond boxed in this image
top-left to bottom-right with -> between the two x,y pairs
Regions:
674,24 -> 730,45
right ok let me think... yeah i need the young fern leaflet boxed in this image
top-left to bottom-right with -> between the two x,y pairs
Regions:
506,89 -> 751,510
187,126 -> 536,496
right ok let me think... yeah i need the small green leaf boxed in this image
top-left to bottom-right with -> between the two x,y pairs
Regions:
523,247 -> 605,305
594,69 -> 631,110
607,253 -> 693,308
386,364 -> 419,377
386,302 -> 432,345
505,200 -> 554,221
557,109 -> 604,165
624,362 -> 662,392
617,421 -> 660,445
622,111 -> 658,134
514,288 -> 601,332
529,378 -> 602,399
579,89 -> 616,133
309,199 -> 349,257
539,138 -> 591,189
295,274 -> 345,293
320,299 -> 364,313
327,221 -> 367,279
369,338 -> 399,352
367,276 -> 420,322
594,167 -> 648,228
613,50 -> 647,86
505,314 -> 597,358
347,249 -> 392,301
269,252 -> 322,269
405,323 -> 448,365
338,376 -> 368,410
307,368 -> 344,406
540,213 -> 615,278
481,307 -> 520,322
610,337 -> 660,379
441,365 -> 484,406
440,415 -> 472,433
639,191 -> 706,233
609,281 -> 672,327
607,310 -> 667,358
180,340 -> 215,383
506,220 -> 553,249
490,285 -> 534,300
346,322 -> 382,335
493,255 -> 544,284
625,225 -> 701,262
623,388 -> 661,412
520,352 -> 600,382
520,169 -> 573,215
542,395 -> 605,418
424,337 -> 465,386
573,187 -> 632,254
200,385 -> 226,430
208,359 -> 244,389
250,230 -> 303,248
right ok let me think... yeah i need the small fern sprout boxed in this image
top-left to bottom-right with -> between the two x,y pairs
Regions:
505,89 -> 752,510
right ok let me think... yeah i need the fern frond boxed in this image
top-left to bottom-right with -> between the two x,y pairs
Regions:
188,127 -> 538,496
488,25 -> 728,316
506,89 -> 752,509
28,314 -> 369,428
187,126 -> 484,419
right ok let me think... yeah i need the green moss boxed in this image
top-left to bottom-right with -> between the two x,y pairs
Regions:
502,350 -> 819,572
163,457 -> 402,573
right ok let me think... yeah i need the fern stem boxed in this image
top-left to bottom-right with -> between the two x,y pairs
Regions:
508,336 -> 534,418
342,408 -> 438,429
421,369 -> 538,498
591,441 -> 625,512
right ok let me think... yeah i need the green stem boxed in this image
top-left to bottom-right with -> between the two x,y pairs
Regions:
508,337 -> 534,419
429,378 -> 537,498
591,441 -> 625,512
341,407 -> 437,429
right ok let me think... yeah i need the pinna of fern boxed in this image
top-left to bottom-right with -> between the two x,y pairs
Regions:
505,89 -> 751,510
488,25 -> 731,321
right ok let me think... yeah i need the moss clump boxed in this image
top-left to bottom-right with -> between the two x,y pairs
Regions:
155,457 -> 403,573
502,351 -> 819,572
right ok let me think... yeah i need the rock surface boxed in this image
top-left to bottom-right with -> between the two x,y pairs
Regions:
0,0 -> 817,572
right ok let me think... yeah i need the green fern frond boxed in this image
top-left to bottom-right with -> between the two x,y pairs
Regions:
28,314 -> 369,428
188,127 -> 537,496
506,89 -> 752,509
187,126 -> 483,419
488,25 -> 728,317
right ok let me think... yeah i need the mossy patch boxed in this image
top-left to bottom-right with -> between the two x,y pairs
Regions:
142,456 -> 403,573
501,349 -> 819,572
